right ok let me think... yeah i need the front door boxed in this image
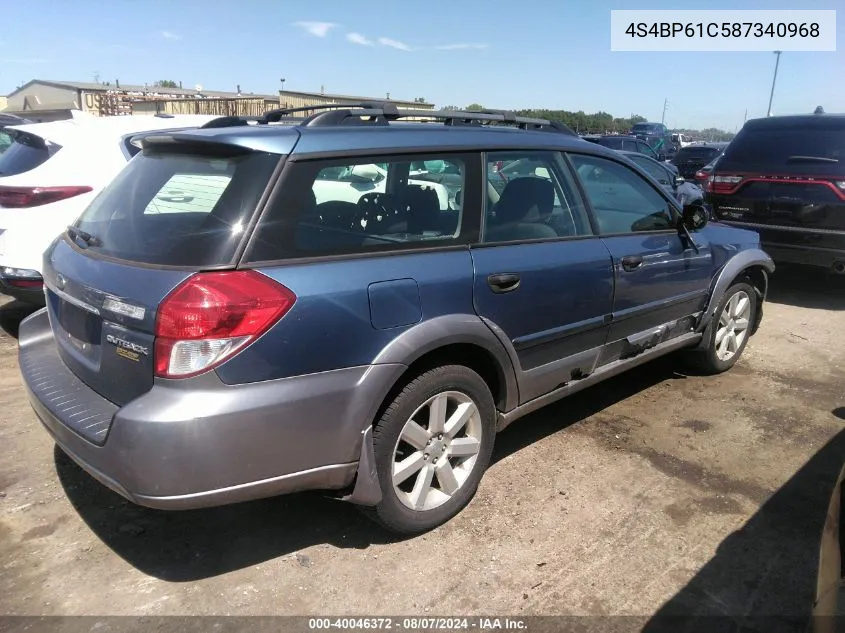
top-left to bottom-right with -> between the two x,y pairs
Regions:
471,150 -> 614,403
567,153 -> 713,359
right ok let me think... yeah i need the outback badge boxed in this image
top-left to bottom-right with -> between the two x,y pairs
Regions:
106,334 -> 149,362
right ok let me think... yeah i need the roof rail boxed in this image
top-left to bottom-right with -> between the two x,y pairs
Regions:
199,102 -> 577,135
297,102 -> 577,134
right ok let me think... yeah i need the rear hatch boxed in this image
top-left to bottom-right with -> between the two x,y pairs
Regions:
43,136 -> 284,406
672,146 -> 721,179
709,120 -> 845,232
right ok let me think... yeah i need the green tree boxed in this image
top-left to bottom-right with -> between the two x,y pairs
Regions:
154,80 -> 179,89
465,103 -> 485,111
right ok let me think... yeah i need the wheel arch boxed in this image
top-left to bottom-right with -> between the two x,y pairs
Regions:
371,314 -> 520,415
698,248 -> 774,337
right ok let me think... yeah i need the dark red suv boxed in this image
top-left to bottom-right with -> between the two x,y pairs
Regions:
707,113 -> 845,273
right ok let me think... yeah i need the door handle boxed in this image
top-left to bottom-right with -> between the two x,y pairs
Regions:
487,273 -> 521,293
620,255 -> 644,272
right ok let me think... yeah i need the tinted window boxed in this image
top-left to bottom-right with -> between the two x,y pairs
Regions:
0,131 -> 11,153
598,137 -> 624,150
73,149 -> 279,266
0,131 -> 57,176
570,154 -> 675,234
637,142 -> 657,158
246,154 -> 474,261
722,127 -> 845,166
632,124 -> 658,133
629,155 -> 672,185
484,151 -> 592,243
674,147 -> 720,162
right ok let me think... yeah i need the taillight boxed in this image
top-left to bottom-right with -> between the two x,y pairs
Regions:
1,267 -> 43,289
0,186 -> 93,208
710,174 -> 744,194
694,170 -> 707,181
154,271 -> 296,379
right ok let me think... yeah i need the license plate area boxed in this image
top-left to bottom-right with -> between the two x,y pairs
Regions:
58,300 -> 102,349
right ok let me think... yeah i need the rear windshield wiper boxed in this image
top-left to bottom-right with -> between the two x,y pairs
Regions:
67,226 -> 101,248
786,155 -> 839,164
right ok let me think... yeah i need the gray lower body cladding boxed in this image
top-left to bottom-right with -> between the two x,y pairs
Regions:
19,308 -> 406,510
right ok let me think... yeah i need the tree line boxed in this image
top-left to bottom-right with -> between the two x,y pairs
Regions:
441,104 -> 734,141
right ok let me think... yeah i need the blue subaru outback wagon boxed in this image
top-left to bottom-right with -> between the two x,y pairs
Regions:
19,104 -> 774,534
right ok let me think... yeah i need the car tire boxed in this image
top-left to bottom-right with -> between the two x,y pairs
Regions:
365,365 -> 496,535
687,281 -> 757,375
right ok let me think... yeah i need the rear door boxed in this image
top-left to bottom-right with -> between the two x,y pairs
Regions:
470,150 -> 614,403
568,152 -> 712,355
43,143 -> 281,406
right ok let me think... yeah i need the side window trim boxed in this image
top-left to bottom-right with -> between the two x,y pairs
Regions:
565,151 -> 681,237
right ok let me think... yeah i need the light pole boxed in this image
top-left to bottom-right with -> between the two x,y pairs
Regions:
767,51 -> 782,117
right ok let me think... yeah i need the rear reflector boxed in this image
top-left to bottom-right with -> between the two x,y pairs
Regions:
154,270 -> 296,379
0,185 -> 93,208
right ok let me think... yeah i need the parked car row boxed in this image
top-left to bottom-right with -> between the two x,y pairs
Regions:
6,102 -> 774,534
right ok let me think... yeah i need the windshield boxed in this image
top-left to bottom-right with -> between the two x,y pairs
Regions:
0,130 -> 58,176
632,124 -> 658,133
72,149 -> 280,267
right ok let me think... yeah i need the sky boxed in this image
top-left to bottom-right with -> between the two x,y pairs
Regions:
0,0 -> 841,131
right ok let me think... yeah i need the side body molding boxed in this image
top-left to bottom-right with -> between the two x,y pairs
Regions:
697,248 -> 775,340
371,313 -> 520,413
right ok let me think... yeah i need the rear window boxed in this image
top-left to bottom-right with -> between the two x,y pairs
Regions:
0,130 -> 58,176
71,148 -> 280,267
722,127 -> 845,167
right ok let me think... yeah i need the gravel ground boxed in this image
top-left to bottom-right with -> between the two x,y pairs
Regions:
0,265 -> 843,626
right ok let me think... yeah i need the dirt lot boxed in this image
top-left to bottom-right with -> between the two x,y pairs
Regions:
0,266 -> 844,624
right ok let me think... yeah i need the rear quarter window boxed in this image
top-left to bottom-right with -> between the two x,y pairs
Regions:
244,153 -> 479,262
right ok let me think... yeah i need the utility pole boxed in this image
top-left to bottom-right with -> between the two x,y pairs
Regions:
767,51 -> 782,117
661,98 -> 669,125
743,108 -> 748,123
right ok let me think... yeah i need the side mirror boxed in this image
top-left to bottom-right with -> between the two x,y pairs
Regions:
682,203 -> 709,231
674,175 -> 685,186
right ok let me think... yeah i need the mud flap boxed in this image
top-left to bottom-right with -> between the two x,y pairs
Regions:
341,426 -> 382,506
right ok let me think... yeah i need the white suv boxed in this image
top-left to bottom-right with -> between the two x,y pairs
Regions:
0,113 -> 218,303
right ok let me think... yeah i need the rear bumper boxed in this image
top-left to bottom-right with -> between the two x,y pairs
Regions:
717,222 -> 845,269
19,308 -> 405,510
760,243 -> 845,269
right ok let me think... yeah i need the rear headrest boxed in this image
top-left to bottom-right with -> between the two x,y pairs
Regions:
401,185 -> 441,233
495,177 -> 554,224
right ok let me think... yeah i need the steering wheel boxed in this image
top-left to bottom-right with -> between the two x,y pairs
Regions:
357,192 -> 392,229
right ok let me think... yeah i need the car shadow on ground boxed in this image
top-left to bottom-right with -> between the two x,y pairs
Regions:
641,428 -> 845,633
55,357 -> 687,582
0,299 -> 40,339
766,265 -> 845,311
